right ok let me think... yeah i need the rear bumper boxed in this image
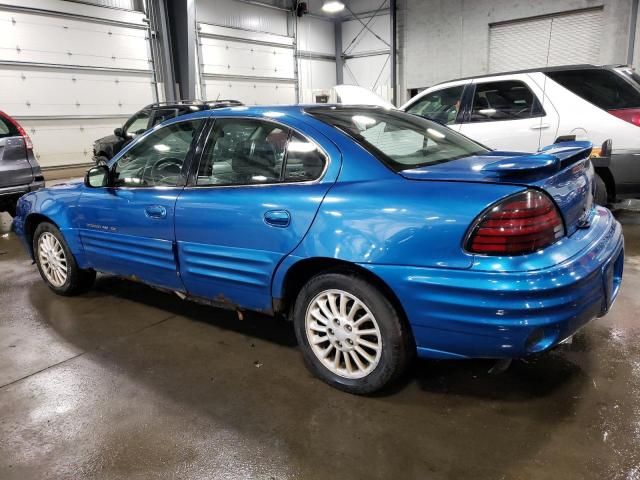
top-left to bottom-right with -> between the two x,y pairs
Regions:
362,208 -> 624,359
0,179 -> 44,209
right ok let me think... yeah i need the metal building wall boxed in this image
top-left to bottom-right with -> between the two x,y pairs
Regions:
399,0 -> 637,103
194,0 -> 336,105
297,15 -> 336,103
0,0 -> 155,169
341,12 -> 391,101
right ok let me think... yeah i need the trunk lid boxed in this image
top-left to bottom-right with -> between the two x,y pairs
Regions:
400,141 -> 595,236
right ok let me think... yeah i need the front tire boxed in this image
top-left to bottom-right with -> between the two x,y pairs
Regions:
33,222 -> 96,296
293,272 -> 411,394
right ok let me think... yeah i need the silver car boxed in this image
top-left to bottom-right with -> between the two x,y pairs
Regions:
0,111 -> 44,217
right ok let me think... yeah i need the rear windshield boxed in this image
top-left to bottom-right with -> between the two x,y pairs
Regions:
547,69 -> 640,110
306,107 -> 489,172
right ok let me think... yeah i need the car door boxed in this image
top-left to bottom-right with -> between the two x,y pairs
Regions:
174,116 -> 340,312
74,117 -> 205,290
458,75 -> 559,151
402,82 -> 468,131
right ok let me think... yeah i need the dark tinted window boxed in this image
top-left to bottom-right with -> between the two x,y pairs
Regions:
113,119 -> 202,187
0,117 -> 15,138
469,81 -> 543,122
196,119 -> 286,186
307,107 -> 488,172
547,69 -> 640,110
406,86 -> 464,124
284,132 -> 326,182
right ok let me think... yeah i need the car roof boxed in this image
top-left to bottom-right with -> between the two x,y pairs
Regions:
432,63 -> 629,87
163,104 -> 395,123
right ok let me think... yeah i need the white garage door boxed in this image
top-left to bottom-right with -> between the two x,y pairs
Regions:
0,3 -> 155,169
489,9 -> 603,73
198,24 -> 296,105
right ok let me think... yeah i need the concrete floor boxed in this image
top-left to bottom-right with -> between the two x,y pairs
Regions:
0,208 -> 639,480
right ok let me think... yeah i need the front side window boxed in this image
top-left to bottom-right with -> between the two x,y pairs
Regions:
307,106 -> 488,172
469,81 -> 544,122
547,69 -> 640,110
406,86 -> 464,124
123,111 -> 150,137
113,119 -> 202,187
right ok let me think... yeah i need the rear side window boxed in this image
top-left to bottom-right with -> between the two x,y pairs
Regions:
469,81 -> 544,122
0,117 -> 11,137
0,116 -> 17,138
405,86 -> 464,124
196,119 -> 327,186
284,132 -> 326,182
547,69 -> 640,110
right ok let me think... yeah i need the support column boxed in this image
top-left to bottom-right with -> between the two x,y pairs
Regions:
147,0 -> 177,101
335,20 -> 343,85
390,0 -> 397,105
166,0 -> 197,100
629,0 -> 639,65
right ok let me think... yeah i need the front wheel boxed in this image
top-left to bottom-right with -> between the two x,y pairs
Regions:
33,222 -> 96,296
293,272 -> 412,394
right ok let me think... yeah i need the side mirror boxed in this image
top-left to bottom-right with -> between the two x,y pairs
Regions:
85,165 -> 109,188
114,127 -> 124,137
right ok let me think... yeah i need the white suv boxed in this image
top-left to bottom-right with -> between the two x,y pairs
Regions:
401,65 -> 640,203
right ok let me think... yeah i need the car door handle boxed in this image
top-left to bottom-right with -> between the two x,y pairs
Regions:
145,205 -> 167,219
530,123 -> 550,130
264,210 -> 290,227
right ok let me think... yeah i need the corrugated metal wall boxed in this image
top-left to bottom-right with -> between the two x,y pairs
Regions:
0,0 -> 155,168
489,9 -> 604,73
195,0 -> 336,105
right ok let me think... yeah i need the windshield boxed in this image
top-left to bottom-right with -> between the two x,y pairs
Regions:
306,106 -> 489,172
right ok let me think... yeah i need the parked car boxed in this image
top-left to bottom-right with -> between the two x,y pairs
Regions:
92,99 -> 243,165
0,111 -> 44,217
14,105 -> 623,394
400,64 -> 640,204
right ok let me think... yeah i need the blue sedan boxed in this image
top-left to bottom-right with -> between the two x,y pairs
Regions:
13,105 -> 624,394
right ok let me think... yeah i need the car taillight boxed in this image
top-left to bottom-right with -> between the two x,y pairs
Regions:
0,110 -> 33,150
608,108 -> 640,127
466,190 -> 565,255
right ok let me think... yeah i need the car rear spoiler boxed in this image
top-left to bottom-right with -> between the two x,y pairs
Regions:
481,141 -> 593,176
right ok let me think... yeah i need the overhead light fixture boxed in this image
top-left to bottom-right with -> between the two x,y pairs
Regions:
322,0 -> 345,13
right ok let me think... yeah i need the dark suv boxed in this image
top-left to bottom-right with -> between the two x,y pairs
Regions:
0,111 -> 44,217
93,100 -> 243,165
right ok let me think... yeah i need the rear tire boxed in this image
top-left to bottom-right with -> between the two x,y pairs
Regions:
293,271 -> 411,394
33,222 -> 95,296
594,173 -> 608,206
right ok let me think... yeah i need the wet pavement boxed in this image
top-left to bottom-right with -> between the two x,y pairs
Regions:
0,207 -> 639,480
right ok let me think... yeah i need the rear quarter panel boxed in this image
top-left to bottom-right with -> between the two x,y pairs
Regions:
272,178 -> 524,298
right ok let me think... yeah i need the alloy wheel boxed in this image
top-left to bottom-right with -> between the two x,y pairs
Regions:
305,289 -> 382,379
37,232 -> 68,287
